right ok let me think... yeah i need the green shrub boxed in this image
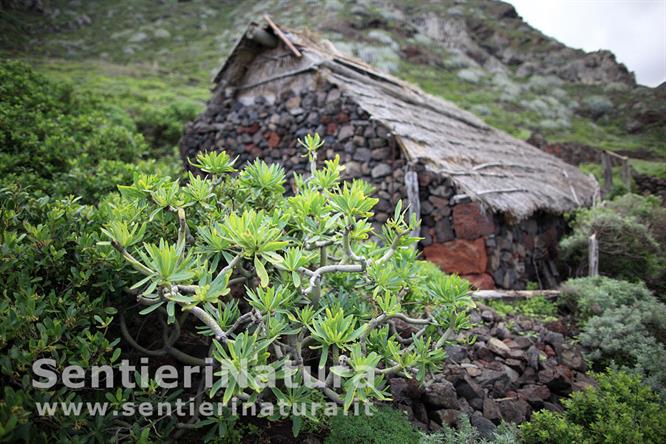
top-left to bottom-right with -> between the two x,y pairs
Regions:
133,100 -> 200,154
559,194 -> 666,294
578,306 -> 666,399
325,405 -> 420,444
0,60 -> 179,202
0,61 -> 183,442
100,134 -> 474,434
520,370 -> 666,444
562,277 -> 666,400
420,415 -> 518,444
561,276 -> 657,322
0,186 -> 127,441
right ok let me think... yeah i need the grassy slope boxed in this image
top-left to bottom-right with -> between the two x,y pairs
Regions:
1,0 -> 664,177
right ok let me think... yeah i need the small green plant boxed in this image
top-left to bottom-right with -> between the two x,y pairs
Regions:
487,296 -> 557,321
325,405 -> 420,444
420,414 -> 518,444
520,370 -> 666,444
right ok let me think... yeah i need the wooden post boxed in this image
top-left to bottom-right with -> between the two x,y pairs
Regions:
621,158 -> 632,191
601,151 -> 613,198
590,173 -> 601,207
588,233 -> 599,277
404,168 -> 421,240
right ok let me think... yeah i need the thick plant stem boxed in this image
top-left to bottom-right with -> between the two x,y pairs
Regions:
302,263 -> 364,296
372,230 -> 405,265
342,229 -> 368,266
176,207 -> 188,248
189,306 -> 228,342
111,240 -> 152,276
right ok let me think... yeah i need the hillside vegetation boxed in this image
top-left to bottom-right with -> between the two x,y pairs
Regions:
1,0 -> 664,177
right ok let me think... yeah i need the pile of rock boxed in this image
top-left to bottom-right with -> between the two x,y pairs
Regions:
389,305 -> 593,437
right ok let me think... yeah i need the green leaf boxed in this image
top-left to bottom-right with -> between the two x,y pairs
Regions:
343,387 -> 356,412
255,255 -> 269,288
209,379 -> 223,398
329,365 -> 353,378
292,271 -> 301,288
292,415 -> 304,437
139,301 -> 164,315
318,344 -> 329,369
222,378 -> 237,405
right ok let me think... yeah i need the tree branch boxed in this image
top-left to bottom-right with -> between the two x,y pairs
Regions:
301,263 -> 364,296
111,240 -> 152,276
188,306 -> 228,342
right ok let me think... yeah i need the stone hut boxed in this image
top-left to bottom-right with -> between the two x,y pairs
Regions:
180,18 -> 598,290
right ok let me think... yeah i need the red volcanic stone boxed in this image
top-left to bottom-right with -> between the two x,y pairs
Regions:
423,238 -> 488,275
238,122 -> 260,134
453,203 -> 495,240
244,144 -> 261,157
326,122 -> 337,136
266,131 -> 280,148
335,112 -> 350,123
463,273 -> 495,290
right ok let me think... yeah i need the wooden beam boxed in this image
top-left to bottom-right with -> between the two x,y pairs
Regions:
603,150 -> 629,161
263,14 -> 302,58
470,290 -> 560,301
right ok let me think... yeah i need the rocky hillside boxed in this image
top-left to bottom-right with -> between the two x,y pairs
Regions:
2,0 -> 664,175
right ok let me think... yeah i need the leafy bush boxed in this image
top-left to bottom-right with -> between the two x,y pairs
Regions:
520,370 -> 666,444
562,277 -> 666,399
0,60 -> 179,202
0,186 -> 129,440
420,415 -> 518,444
487,296 -> 557,321
325,405 -> 419,444
133,100 -> 200,154
0,61 -> 182,442
101,134 -> 475,430
559,194 -> 666,294
561,276 -> 659,322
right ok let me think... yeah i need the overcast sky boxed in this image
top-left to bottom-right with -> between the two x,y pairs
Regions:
506,0 -> 666,87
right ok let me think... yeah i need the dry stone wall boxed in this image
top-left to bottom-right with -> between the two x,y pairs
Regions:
180,79 -> 564,289
180,81 -> 406,227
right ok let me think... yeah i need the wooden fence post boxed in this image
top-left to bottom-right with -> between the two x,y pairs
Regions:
588,232 -> 599,277
621,157 -> 632,191
601,151 -> 613,198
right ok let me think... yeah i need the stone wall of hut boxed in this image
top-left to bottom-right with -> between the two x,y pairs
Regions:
180,80 -> 564,289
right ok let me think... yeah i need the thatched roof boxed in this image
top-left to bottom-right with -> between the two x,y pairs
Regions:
214,18 -> 598,220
